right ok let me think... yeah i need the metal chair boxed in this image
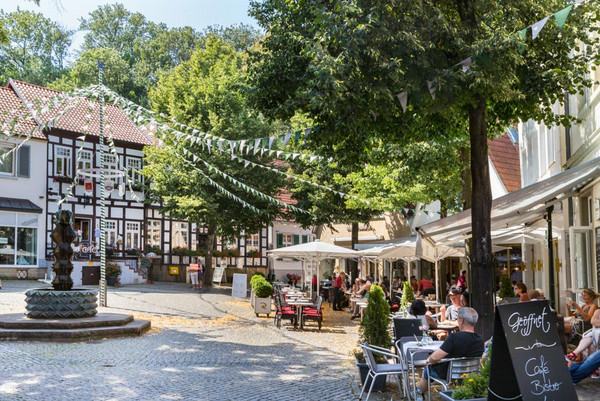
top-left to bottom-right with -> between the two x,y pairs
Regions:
394,336 -> 429,400
358,342 -> 404,401
426,357 -> 481,401
273,294 -> 296,329
302,296 -> 323,330
392,317 -> 422,341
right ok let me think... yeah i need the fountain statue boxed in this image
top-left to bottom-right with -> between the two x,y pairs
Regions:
25,209 -> 98,318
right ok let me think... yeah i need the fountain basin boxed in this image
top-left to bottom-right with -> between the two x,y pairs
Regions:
25,288 -> 98,318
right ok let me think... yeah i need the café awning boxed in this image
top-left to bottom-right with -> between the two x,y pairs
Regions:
417,155 -> 600,247
0,197 -> 43,213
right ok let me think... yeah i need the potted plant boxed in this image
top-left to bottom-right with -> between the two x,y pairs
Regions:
252,276 -> 273,317
53,175 -> 72,184
172,246 -> 189,256
247,248 -> 261,258
250,272 -> 266,306
225,247 -> 241,257
106,262 -> 121,286
498,274 -> 518,303
440,353 -> 490,400
355,284 -> 391,392
126,247 -> 142,256
144,245 -> 162,255
400,281 -> 415,310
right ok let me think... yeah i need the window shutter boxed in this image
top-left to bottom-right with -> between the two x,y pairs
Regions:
17,145 -> 30,177
293,235 -> 300,245
302,235 -> 308,243
276,233 -> 283,248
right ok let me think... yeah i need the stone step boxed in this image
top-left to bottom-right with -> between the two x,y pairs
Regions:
0,313 -> 133,329
0,318 -> 151,342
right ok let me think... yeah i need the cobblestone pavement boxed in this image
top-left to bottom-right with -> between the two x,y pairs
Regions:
0,280 -> 598,401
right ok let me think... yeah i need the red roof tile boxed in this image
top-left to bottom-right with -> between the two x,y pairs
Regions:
488,132 -> 521,193
9,80 -> 151,146
0,86 -> 43,139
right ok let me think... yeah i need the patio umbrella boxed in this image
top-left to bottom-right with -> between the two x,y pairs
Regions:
268,240 -> 359,296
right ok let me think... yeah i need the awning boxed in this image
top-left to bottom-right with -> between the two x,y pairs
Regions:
417,155 -> 600,247
332,235 -> 382,242
0,197 -> 43,213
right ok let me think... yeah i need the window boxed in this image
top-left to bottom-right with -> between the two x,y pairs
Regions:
105,220 -> 117,247
0,212 -> 38,266
127,158 -> 143,184
172,222 -> 189,248
146,219 -> 161,247
247,234 -> 260,249
0,143 -> 15,175
282,233 -> 293,247
77,150 -> 93,173
55,146 -> 72,177
125,222 -> 140,249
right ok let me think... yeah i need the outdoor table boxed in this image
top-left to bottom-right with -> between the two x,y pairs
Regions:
435,323 -> 459,333
286,299 -> 316,329
402,340 -> 443,400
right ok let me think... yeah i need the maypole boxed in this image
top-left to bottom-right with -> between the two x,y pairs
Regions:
98,60 -> 107,307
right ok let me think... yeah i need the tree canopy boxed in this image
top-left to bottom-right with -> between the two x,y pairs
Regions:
248,0 -> 600,336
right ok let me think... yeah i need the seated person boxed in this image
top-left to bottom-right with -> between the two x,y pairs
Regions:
408,299 -> 437,330
566,308 -> 600,375
418,307 -> 484,399
515,282 -> 530,302
570,348 -> 600,384
439,285 -> 463,326
418,275 -> 434,297
391,275 -> 401,291
564,289 -> 598,340
350,279 -> 370,320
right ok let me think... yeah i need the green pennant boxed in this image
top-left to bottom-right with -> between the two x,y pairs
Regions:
554,5 -> 573,30
294,131 -> 301,142
518,28 -> 527,40
261,137 -> 268,148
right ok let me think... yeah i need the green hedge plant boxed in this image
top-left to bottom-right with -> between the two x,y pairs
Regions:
254,279 -> 274,298
360,285 -> 391,351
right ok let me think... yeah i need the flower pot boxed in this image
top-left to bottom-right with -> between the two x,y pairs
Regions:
439,390 -> 486,401
106,275 -> 119,286
254,296 -> 272,317
356,360 -> 386,393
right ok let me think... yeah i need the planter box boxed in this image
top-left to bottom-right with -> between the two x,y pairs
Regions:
356,360 -> 386,393
254,296 -> 272,317
106,275 -> 119,286
439,390 -> 486,401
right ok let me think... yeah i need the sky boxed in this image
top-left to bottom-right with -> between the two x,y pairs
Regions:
0,0 -> 258,52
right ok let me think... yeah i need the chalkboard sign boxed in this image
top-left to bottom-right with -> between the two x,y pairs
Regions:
489,301 -> 577,401
231,273 -> 247,298
213,266 -> 225,284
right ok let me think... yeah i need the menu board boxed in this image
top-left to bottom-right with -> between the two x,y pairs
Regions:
488,301 -> 577,401
213,266 -> 225,283
231,273 -> 247,298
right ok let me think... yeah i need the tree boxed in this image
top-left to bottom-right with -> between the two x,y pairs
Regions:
145,38 -> 287,285
0,8 -> 72,85
49,48 -> 132,95
249,0 -> 600,337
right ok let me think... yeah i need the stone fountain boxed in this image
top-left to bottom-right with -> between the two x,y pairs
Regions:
25,210 -> 98,318
0,209 -> 150,341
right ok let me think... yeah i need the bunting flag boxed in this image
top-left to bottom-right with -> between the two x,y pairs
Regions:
396,92 -> 408,112
268,136 -> 276,149
518,27 -> 527,39
427,80 -> 437,100
531,16 -> 549,39
282,133 -> 292,146
458,57 -> 472,73
554,5 -> 573,29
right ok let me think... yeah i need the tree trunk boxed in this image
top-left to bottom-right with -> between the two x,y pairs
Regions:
468,96 -> 494,338
349,222 -> 359,281
204,220 -> 217,286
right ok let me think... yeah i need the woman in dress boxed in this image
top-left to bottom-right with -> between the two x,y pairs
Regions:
564,289 -> 598,339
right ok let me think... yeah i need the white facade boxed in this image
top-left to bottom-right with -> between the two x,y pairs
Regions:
270,220 -> 315,282
0,137 -> 47,276
518,68 -> 600,314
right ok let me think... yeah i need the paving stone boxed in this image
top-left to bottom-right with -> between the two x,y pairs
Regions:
0,280 -> 597,400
